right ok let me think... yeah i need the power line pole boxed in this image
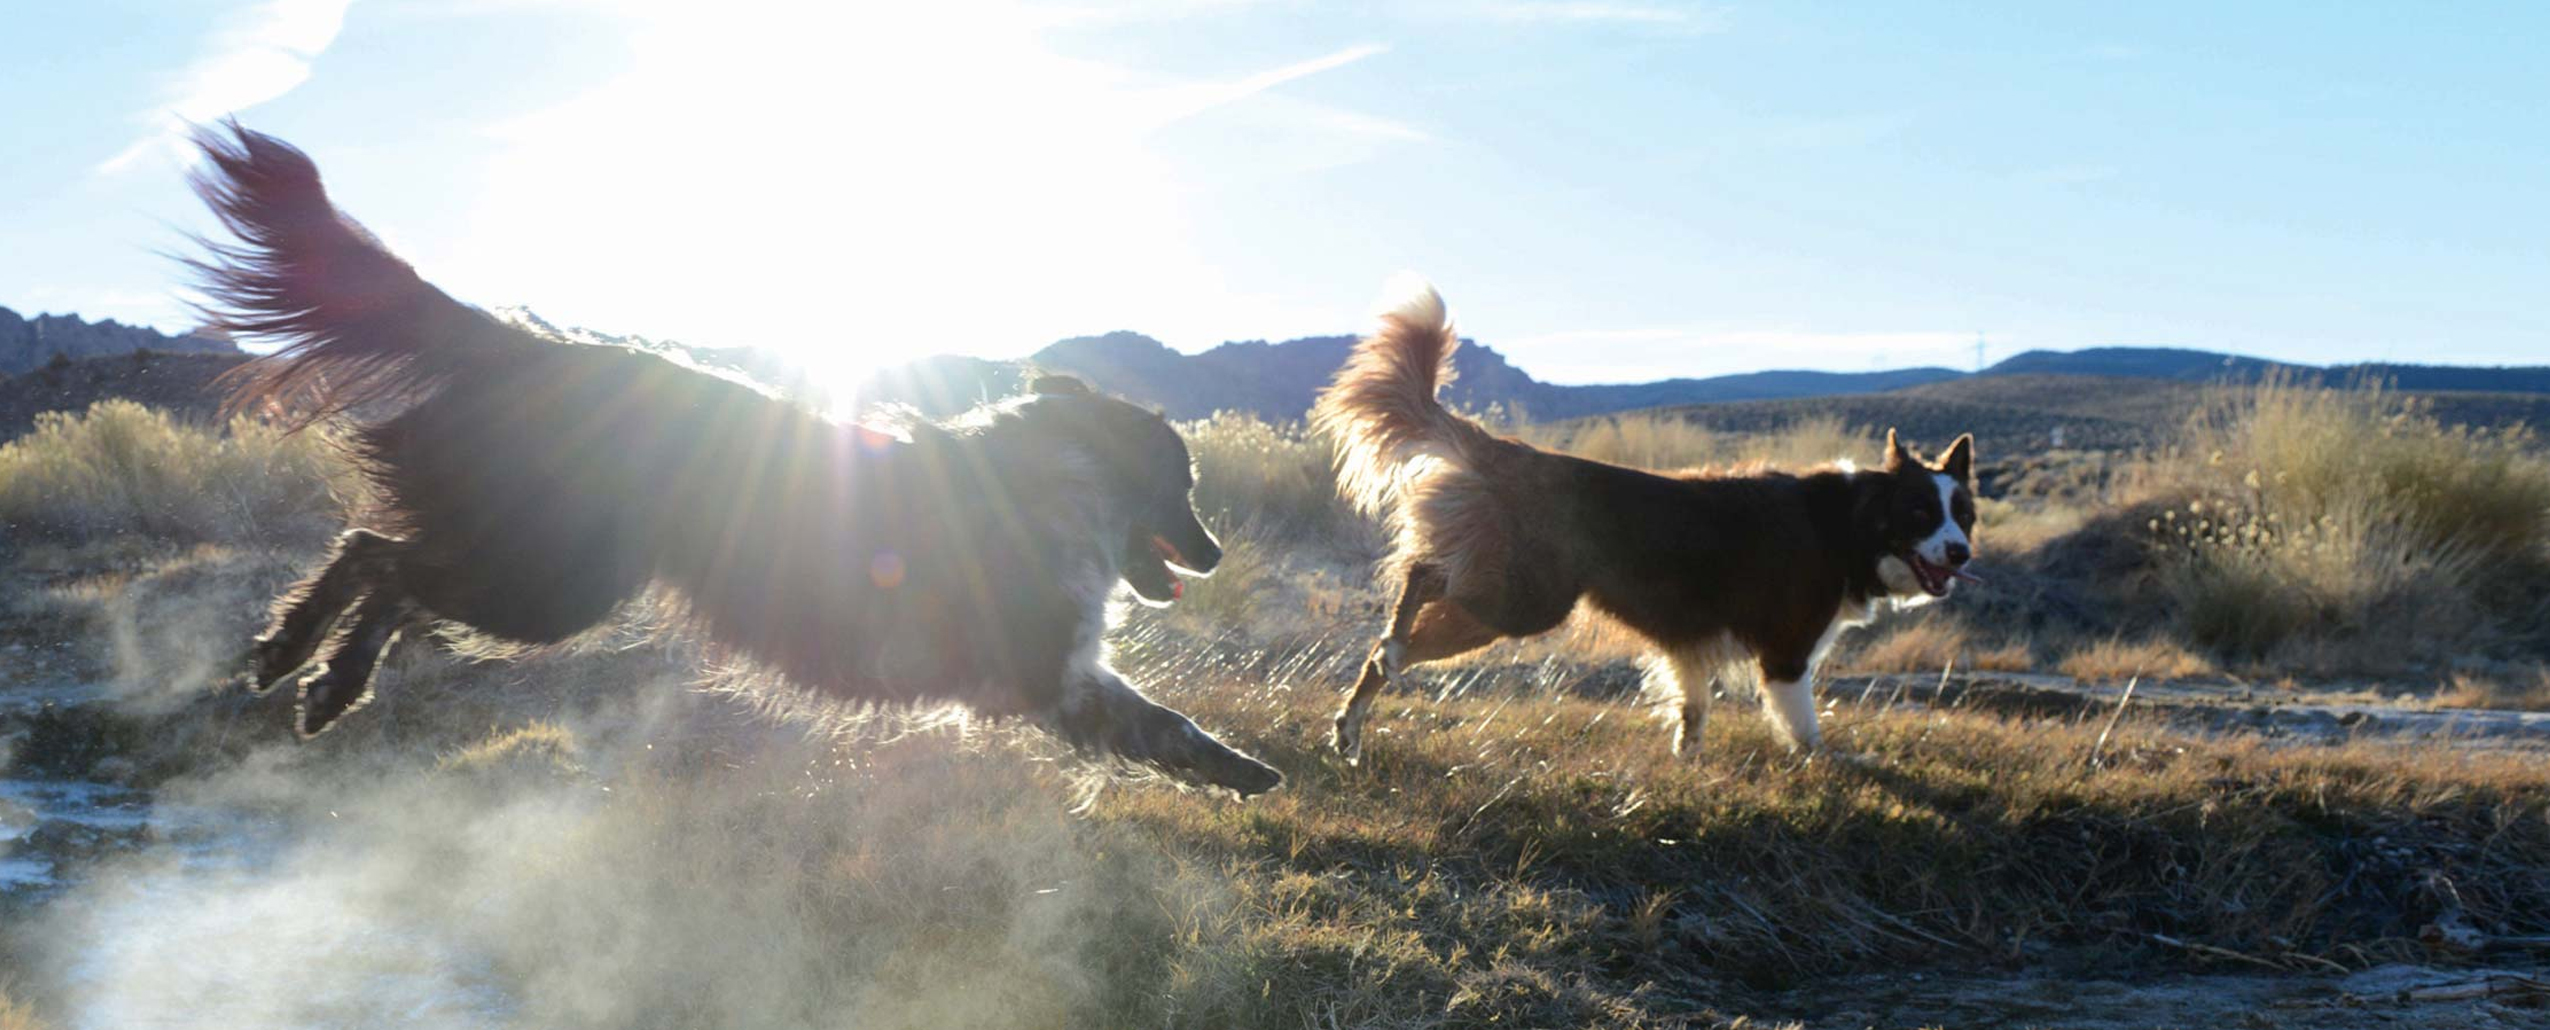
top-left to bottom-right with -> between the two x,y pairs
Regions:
1974,332 -> 1987,372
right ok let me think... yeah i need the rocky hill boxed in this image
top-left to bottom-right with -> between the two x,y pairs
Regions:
852,330 -> 1963,421
0,306 -> 237,375
0,351 -> 249,439
8,302 -> 2547,447
1985,346 -> 2550,393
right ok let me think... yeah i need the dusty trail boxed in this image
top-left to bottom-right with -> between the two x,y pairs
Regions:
6,589 -> 2547,1028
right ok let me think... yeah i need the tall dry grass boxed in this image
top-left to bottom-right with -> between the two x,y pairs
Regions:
0,400 -> 364,546
1178,411 -> 1372,551
2139,378 -> 2550,668
2055,636 -> 2217,683
1509,411 -> 1873,473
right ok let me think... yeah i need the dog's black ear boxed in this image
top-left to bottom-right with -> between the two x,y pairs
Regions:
1883,428 -> 1916,473
1937,433 -> 1974,482
1029,374 -> 1091,397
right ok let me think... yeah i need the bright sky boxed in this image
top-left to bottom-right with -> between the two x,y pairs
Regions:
3,1 -> 2544,386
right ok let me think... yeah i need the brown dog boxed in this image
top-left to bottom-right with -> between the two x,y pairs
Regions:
1312,282 -> 1979,760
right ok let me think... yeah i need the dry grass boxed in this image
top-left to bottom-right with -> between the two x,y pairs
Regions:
2138,378 -> 2550,669
1836,617 -> 2033,675
36,609 -> 2550,1028
8,397 -> 2550,1026
1179,411 -> 1373,551
0,400 -> 366,546
2056,637 -> 2218,683
2435,667 -> 2550,712
1972,494 -> 2090,556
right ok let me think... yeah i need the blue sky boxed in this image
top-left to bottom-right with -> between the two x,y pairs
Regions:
3,1 -> 2543,386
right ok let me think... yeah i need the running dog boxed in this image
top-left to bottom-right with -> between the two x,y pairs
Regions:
187,123 -> 1281,796
1312,281 -> 1979,760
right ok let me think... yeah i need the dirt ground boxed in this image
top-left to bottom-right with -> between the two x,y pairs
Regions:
1740,964 -> 2549,1030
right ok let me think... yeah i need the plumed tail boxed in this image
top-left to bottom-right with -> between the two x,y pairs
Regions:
1310,279 -> 1495,518
188,121 -> 531,428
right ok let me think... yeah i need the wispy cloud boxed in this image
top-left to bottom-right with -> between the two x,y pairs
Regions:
1473,1 -> 1729,32
97,0 -> 355,175
1143,42 -> 1399,130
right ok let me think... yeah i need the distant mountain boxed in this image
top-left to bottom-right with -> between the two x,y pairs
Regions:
480,315 -> 2550,423
1986,347 -> 2550,394
15,299 -> 2548,434
0,306 -> 238,375
848,330 -> 1963,421
490,306 -> 823,401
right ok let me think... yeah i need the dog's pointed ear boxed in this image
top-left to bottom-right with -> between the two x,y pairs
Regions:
1938,433 -> 1974,482
1883,428 -> 1915,473
1029,374 -> 1091,397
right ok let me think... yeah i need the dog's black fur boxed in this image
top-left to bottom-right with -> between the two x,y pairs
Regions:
189,123 -> 1279,795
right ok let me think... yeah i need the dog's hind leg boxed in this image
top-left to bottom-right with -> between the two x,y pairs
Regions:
250,528 -> 401,694
294,586 -> 421,738
1652,636 -> 1741,758
1057,663 -> 1283,797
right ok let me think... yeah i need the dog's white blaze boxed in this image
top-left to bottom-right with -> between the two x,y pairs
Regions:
1913,472 -> 1970,564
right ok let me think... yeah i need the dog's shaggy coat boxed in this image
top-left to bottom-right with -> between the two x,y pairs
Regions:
1312,282 -> 1980,759
188,123 -> 1279,795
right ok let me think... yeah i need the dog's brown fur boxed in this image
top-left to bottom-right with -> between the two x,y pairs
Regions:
186,123 -> 1280,795
1313,282 -> 1978,759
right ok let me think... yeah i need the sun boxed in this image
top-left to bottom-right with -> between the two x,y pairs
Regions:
447,0 -> 1217,383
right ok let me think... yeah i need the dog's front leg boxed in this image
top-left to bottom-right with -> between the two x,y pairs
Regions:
1055,664 -> 1283,797
1759,676 -> 1821,752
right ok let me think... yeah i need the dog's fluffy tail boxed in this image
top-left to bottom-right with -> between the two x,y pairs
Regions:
189,121 -> 533,428
1310,278 -> 1497,518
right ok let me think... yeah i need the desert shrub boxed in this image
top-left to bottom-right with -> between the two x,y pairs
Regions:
0,400 -> 362,545
2141,378 -> 2550,668
1178,412 -> 1369,549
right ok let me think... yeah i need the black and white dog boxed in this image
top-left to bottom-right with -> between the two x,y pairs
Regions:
189,122 -> 1281,795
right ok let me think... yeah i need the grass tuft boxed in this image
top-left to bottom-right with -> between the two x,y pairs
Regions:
0,400 -> 365,546
2056,637 -> 2217,683
2435,667 -> 2550,712
1839,617 -> 2033,675
2139,378 -> 2550,669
